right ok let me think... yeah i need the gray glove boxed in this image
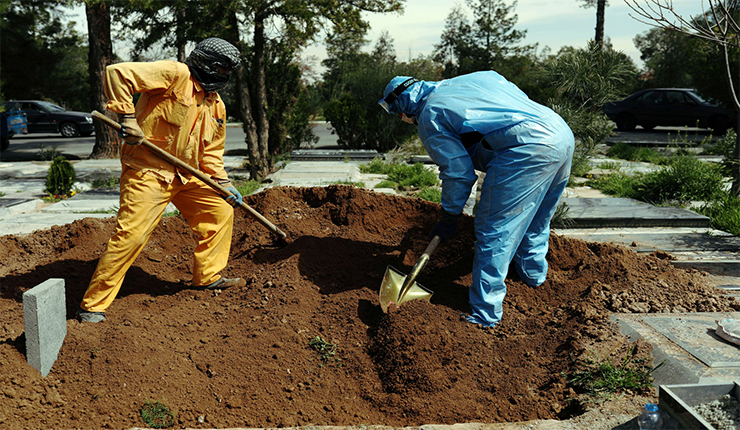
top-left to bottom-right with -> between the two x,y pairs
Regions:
118,114 -> 144,145
224,185 -> 243,207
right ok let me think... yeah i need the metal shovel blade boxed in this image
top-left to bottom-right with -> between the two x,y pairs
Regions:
379,265 -> 434,313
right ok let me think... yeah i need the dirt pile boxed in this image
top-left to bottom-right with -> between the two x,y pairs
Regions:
0,185 -> 737,430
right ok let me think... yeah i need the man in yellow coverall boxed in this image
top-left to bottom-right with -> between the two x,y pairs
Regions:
77,38 -> 245,323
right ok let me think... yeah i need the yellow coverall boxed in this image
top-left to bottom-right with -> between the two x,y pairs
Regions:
81,60 -> 235,312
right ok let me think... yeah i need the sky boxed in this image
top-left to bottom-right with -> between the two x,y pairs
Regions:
68,0 -> 710,71
299,0 -> 711,70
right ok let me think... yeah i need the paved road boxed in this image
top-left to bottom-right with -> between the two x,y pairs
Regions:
0,122 -> 340,162
0,123 -> 716,162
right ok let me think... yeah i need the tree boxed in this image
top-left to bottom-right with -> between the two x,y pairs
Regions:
322,32 -> 442,151
433,0 -> 535,78
625,0 -> 740,195
0,1 -> 89,109
539,41 -> 638,176
114,0 -> 403,179
233,0 -> 405,178
85,0 -> 119,159
579,0 -> 609,48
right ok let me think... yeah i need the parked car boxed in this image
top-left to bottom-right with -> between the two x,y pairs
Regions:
603,88 -> 735,133
1,100 -> 94,137
0,110 -> 28,151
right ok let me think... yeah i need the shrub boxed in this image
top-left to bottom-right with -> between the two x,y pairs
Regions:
140,400 -> 175,429
698,193 -> 740,236
637,156 -> 725,204
45,156 -> 76,197
416,187 -> 442,203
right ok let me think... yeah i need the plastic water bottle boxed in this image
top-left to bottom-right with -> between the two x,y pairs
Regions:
638,403 -> 662,430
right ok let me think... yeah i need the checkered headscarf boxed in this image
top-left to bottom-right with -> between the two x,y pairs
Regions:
186,37 -> 241,92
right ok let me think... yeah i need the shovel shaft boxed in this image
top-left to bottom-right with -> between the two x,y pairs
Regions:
398,235 -> 441,301
91,110 -> 287,240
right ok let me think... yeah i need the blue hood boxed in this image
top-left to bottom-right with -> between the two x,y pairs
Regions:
381,76 -> 439,116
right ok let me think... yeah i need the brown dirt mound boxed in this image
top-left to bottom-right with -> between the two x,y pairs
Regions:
0,185 -> 736,430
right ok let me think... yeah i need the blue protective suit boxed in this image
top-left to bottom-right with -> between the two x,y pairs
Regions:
382,71 -> 575,327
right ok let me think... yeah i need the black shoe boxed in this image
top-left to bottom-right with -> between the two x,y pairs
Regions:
196,277 -> 246,290
76,307 -> 106,323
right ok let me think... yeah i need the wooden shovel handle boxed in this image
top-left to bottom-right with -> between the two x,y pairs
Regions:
91,110 -> 287,241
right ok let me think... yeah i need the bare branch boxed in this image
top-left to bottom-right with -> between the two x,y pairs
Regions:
624,0 -> 740,48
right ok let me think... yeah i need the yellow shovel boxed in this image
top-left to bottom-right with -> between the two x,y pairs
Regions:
379,235 -> 440,313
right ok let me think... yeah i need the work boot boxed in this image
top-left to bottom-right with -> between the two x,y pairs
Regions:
76,307 -> 107,323
196,276 -> 246,290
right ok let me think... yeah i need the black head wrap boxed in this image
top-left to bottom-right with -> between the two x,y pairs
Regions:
185,37 -> 241,92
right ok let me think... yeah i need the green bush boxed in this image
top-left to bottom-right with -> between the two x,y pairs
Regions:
704,129 -> 737,176
361,159 -> 440,189
590,156 -> 726,206
416,187 -> 442,203
140,400 -> 175,429
638,156 -> 725,204
606,142 -> 668,165
698,193 -> 740,236
387,163 -> 439,188
45,156 -> 76,196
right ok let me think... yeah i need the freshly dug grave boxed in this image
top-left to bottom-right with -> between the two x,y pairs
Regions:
0,185 -> 737,430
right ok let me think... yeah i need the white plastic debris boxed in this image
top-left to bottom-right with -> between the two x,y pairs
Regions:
715,319 -> 740,347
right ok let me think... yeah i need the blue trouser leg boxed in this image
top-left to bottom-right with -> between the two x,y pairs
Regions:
467,125 -> 573,327
513,145 -> 573,286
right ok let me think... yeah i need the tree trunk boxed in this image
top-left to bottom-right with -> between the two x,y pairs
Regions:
175,7 -> 186,62
227,11 -> 261,180
733,112 -> 740,196
253,13 -> 271,178
594,0 -> 606,48
86,1 -> 120,159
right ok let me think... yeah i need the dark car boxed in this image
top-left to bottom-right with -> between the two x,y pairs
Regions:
1,100 -> 94,137
603,88 -> 735,133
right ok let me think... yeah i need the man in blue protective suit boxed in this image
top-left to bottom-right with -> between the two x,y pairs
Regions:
379,71 -> 575,328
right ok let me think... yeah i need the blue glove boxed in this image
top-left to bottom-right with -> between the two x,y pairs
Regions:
429,210 -> 460,242
224,186 -> 243,207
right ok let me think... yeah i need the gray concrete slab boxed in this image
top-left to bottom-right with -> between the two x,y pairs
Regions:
553,227 -> 740,254
645,315 -> 740,367
0,212 -> 114,236
23,278 -> 67,377
561,197 -> 711,228
614,313 -> 740,386
290,149 -> 379,161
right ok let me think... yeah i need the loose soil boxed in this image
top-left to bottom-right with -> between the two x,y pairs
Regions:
1,185 -> 737,430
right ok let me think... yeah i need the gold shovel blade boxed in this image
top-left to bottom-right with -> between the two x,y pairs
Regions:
379,265 -> 434,313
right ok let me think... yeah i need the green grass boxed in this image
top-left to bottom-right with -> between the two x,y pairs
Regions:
373,180 -> 394,189
551,202 -> 575,228
74,207 -> 119,214
606,142 -> 669,165
235,179 -> 261,196
330,180 -> 366,188
140,399 -> 175,429
566,347 -> 665,397
416,187 -> 442,203
698,193 -> 740,236
589,156 -> 726,205
91,177 -> 120,188
308,336 -> 342,367
360,159 -> 439,190
38,144 -> 63,161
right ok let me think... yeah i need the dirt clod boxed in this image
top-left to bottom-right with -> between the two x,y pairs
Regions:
0,185 -> 735,429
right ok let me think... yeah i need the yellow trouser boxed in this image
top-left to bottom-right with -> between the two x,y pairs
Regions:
81,167 -> 234,312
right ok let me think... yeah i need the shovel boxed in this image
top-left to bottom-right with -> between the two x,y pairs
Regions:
379,235 -> 440,313
91,110 -> 288,246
